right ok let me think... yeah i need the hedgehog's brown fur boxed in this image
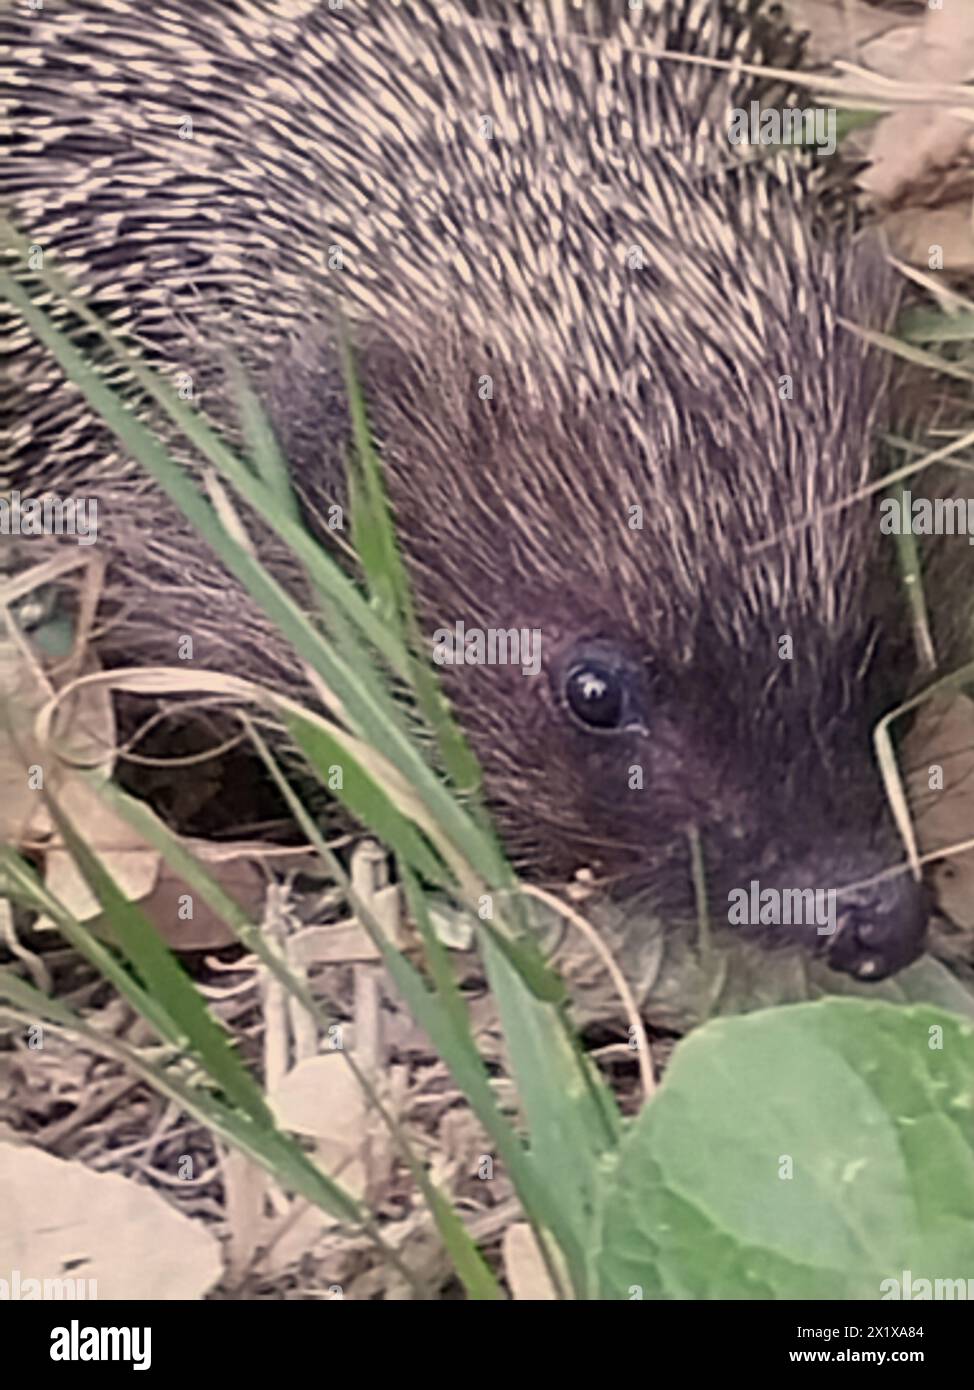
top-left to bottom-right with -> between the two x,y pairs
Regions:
1,0 -> 965,980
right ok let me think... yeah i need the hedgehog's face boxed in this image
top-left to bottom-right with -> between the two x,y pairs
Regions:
276,311 -> 932,983
439,612 -> 929,984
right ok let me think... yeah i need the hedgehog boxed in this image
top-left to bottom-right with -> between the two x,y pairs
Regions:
0,0 -> 963,982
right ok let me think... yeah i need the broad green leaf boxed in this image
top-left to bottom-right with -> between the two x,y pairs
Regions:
596,1000 -> 974,1299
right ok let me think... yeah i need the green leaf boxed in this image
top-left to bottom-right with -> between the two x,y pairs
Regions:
228,357 -> 300,521
426,1185 -> 506,1301
286,710 -> 451,889
596,1000 -> 974,1299
481,930 -> 621,1296
340,335 -> 483,796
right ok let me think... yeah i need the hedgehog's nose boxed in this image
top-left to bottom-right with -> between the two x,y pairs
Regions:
826,875 -> 930,981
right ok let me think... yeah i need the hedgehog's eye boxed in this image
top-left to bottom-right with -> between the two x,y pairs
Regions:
564,660 -> 627,730
556,640 -> 648,735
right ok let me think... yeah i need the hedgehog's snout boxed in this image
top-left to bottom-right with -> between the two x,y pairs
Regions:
825,875 -> 930,982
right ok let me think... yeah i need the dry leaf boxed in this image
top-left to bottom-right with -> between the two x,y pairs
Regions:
502,1223 -> 558,1300
779,0 -> 898,65
906,693 -> 974,928
884,203 -> 974,273
0,644 -> 115,848
0,1141 -> 222,1299
861,6 -> 974,203
268,1053 -> 368,1201
221,1146 -> 268,1286
89,849 -> 268,950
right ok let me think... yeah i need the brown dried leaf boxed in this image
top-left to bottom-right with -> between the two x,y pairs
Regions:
906,693 -> 974,928
861,6 -> 974,204
0,1141 -> 222,1299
